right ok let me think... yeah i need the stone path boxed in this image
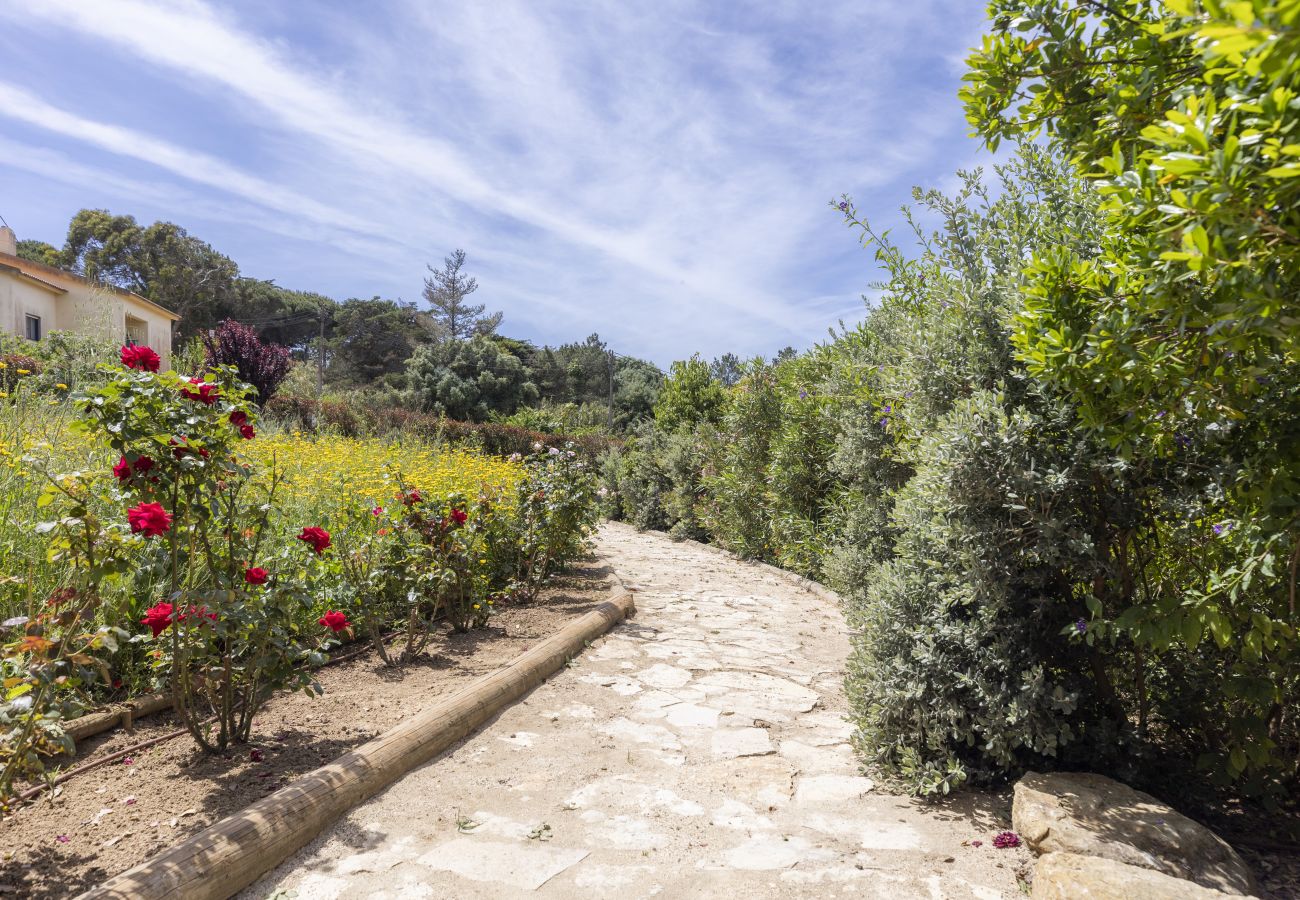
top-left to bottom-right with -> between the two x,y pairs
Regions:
246,523 -> 1029,899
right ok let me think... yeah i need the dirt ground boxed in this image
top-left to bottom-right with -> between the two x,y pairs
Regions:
0,562 -> 614,898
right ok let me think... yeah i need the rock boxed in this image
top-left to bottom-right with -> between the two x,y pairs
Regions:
1031,852 -> 1248,899
1013,772 -> 1257,896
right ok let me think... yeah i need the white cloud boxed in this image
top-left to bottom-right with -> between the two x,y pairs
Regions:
0,0 -> 987,363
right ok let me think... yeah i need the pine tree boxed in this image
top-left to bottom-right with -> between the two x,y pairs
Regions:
421,249 -> 502,341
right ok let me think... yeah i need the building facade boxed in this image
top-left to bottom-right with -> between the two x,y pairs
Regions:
0,226 -> 179,367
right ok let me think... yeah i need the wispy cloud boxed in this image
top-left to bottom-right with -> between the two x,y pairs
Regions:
0,0 -> 991,363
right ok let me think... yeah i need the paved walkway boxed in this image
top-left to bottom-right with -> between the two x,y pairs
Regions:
247,523 -> 1026,899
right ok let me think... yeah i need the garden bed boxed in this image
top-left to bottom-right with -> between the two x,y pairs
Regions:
0,563 -> 614,898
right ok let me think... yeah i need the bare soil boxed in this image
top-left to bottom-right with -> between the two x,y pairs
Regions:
0,562 -> 614,898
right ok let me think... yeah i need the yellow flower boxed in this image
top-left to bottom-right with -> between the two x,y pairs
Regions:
56,383 -> 68,390
15,369 -> 30,375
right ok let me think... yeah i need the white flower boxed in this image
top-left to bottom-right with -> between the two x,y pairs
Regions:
548,447 -> 561,456
532,442 -> 544,451
597,486 -> 609,498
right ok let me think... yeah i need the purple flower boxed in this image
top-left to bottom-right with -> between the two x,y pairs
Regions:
993,831 -> 1021,849
838,201 -> 849,212
882,405 -> 891,413
799,390 -> 808,400
1074,618 -> 1087,635
879,418 -> 888,427
1213,523 -> 1231,536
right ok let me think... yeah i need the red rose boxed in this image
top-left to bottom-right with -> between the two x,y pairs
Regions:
128,502 -> 173,537
113,456 -> 132,481
133,455 -> 155,474
181,377 -> 219,405
178,605 -> 217,624
141,602 -> 174,637
244,566 -> 269,586
229,410 -> 248,426
121,345 -> 161,372
402,489 -> 423,506
297,526 -> 331,555
239,424 -> 256,440
318,610 -> 350,633
450,508 -> 468,526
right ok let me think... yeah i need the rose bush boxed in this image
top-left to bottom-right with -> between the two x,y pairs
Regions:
69,349 -> 331,752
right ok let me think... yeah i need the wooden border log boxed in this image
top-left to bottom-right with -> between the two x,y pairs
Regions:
77,591 -> 635,900
65,692 -> 174,743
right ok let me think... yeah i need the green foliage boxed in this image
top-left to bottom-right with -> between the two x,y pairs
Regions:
407,337 -> 540,421
15,239 -> 59,266
61,209 -> 241,336
72,363 -> 327,753
508,444 -> 600,601
653,355 -> 725,431
963,0 -> 1300,790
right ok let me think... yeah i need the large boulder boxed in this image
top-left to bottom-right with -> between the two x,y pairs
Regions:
1013,772 -> 1257,896
1031,852 -> 1249,900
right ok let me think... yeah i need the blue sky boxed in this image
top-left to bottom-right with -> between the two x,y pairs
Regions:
0,1 -> 995,366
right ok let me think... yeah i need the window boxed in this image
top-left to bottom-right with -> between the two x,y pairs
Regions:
24,314 -> 41,341
125,315 -> 148,348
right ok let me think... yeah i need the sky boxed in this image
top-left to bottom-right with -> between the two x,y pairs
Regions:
0,0 -> 996,366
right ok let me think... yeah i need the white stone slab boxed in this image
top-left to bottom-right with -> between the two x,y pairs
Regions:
664,703 -> 720,729
793,774 -> 875,807
415,838 -> 589,890
711,727 -> 774,759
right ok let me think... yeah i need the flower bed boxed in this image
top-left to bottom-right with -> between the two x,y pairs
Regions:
1,348 -> 600,805
0,564 -> 614,898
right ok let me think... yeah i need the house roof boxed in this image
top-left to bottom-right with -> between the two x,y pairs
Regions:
0,260 -> 67,296
0,251 -> 182,321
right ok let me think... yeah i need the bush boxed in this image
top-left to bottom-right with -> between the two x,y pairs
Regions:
202,319 -> 292,404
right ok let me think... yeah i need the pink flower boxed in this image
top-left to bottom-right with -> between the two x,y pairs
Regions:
128,502 -> 173,537
120,345 -> 160,372
113,456 -> 132,481
992,831 -> 1020,849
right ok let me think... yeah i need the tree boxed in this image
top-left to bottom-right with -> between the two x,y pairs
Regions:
16,239 -> 59,266
406,336 -> 538,421
654,355 -> 726,430
328,297 -> 424,385
422,249 -> 502,341
963,1 -> 1300,785
710,353 -> 742,387
61,209 -> 240,337
202,319 -> 292,405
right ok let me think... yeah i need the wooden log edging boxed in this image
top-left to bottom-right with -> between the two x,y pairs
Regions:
64,691 -> 175,743
77,591 -> 636,900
